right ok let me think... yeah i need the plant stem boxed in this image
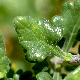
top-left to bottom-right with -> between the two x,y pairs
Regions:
62,37 -> 74,52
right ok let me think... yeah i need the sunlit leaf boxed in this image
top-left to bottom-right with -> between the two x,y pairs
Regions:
14,0 -> 80,62
14,16 -> 66,62
36,72 -> 53,80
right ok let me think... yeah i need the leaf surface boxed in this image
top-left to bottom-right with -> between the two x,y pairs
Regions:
36,72 -> 53,80
0,31 -> 10,78
14,0 -> 80,62
14,16 -> 66,62
61,0 -> 80,52
51,0 -> 80,52
64,66 -> 80,80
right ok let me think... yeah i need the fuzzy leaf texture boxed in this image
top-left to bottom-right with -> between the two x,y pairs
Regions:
0,30 -> 10,78
14,0 -> 80,62
36,72 -> 53,80
14,16 -> 66,62
60,0 -> 80,52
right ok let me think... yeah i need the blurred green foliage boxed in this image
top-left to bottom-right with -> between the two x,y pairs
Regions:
0,0 -> 74,25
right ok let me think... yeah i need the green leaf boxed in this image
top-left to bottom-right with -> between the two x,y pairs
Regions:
13,74 -> 19,80
7,78 -> 13,80
14,0 -> 80,62
64,66 -> 80,80
7,74 -> 19,80
36,72 -> 53,80
14,16 -> 66,62
0,30 -> 10,78
62,0 -> 80,52
51,0 -> 80,52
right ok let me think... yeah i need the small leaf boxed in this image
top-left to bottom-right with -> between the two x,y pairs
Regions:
0,30 -> 10,78
13,74 -> 19,80
36,72 -> 53,80
64,66 -> 80,80
14,16 -> 66,62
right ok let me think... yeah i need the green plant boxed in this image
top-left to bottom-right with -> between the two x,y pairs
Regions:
0,0 -> 80,80
0,31 -> 10,78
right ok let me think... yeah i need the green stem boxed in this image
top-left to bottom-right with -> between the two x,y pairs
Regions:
62,37 -> 74,52
53,63 -> 62,80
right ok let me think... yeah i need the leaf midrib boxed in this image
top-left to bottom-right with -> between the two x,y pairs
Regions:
63,9 -> 80,52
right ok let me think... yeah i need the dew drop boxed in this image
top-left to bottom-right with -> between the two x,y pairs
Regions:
17,21 -> 18,22
32,48 -> 34,53
70,2 -> 73,6
35,53 -> 41,57
41,56 -> 44,58
61,18 -> 63,21
19,17 -> 23,20
38,21 -> 42,25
